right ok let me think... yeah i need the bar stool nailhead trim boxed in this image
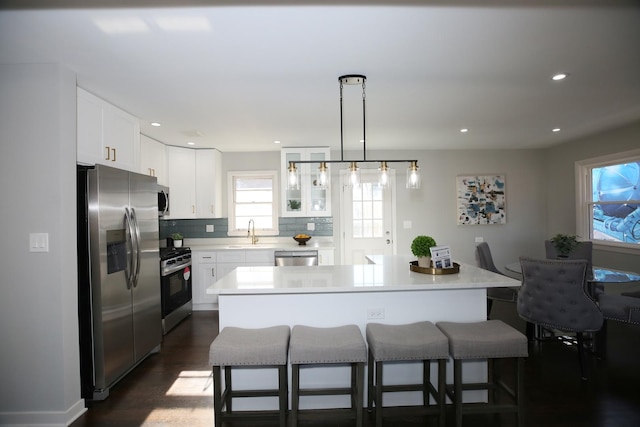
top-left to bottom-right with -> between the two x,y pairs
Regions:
209,325 -> 290,427
290,324 -> 367,427
437,320 -> 528,427
366,321 -> 449,427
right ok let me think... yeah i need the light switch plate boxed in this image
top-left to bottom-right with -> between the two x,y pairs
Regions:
206,224 -> 214,232
307,222 -> 315,231
403,220 -> 412,229
29,232 -> 49,252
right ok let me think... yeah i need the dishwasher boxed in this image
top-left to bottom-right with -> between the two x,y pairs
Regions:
274,250 -> 319,266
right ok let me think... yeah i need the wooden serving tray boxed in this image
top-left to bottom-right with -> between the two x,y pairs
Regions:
410,261 -> 460,275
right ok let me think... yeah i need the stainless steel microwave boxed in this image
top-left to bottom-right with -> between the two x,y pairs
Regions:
158,185 -> 169,217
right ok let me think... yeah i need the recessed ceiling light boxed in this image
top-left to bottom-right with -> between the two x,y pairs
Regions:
460,128 -> 468,133
552,128 -> 561,132
273,140 -> 281,144
187,141 -> 195,146
150,122 -> 161,127
552,73 -> 568,81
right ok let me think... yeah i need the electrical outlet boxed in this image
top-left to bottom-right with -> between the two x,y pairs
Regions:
367,308 -> 385,319
475,236 -> 484,243
206,224 -> 215,232
307,222 -> 315,231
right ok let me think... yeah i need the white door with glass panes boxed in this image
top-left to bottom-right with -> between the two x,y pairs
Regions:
281,147 -> 331,217
341,169 -> 396,264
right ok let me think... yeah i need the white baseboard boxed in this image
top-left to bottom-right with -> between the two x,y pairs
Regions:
0,399 -> 86,426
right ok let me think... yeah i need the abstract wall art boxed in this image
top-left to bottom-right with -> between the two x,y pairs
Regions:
456,175 -> 506,225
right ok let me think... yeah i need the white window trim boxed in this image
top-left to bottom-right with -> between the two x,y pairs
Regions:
575,148 -> 640,255
227,170 -> 279,237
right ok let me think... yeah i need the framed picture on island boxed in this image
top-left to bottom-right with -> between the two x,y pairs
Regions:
430,245 -> 453,269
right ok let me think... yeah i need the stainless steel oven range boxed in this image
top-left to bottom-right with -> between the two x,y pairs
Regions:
160,246 -> 192,334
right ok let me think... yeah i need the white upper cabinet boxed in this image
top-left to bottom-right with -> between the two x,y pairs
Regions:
281,147 -> 331,217
140,135 -> 167,185
167,146 -> 197,218
167,147 -> 221,219
195,149 -> 222,218
77,88 -> 140,172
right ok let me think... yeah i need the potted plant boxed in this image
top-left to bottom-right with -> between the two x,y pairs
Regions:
550,233 -> 579,257
411,235 -> 437,268
172,232 -> 184,248
288,199 -> 301,210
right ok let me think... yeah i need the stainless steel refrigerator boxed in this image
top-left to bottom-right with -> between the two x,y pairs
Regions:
77,164 -> 161,400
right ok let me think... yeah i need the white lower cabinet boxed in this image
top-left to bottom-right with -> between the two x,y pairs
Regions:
193,252 -> 217,310
192,248 -> 276,310
318,249 -> 334,266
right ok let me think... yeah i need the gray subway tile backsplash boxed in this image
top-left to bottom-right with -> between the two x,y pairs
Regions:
160,217 -> 333,239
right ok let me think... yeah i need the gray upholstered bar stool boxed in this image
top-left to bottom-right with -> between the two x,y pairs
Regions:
289,324 -> 367,427
209,325 -> 290,427
436,320 -> 528,427
366,321 -> 449,427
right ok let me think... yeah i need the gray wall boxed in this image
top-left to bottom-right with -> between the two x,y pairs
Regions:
0,64 -> 83,424
219,147 -> 548,268
545,120 -> 640,271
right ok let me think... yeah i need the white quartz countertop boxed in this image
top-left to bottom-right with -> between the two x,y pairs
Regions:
206,255 -> 521,295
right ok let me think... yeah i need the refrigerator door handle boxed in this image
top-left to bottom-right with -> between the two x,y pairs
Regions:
130,207 -> 142,287
124,207 -> 135,290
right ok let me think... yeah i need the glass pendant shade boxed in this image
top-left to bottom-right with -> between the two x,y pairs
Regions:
287,162 -> 299,190
406,161 -> 421,189
317,162 -> 329,188
348,161 -> 360,188
378,161 -> 390,188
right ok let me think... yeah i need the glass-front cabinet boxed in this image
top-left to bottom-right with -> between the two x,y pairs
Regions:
281,147 -> 331,217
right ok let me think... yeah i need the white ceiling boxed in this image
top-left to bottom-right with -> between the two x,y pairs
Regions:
2,1 -> 640,153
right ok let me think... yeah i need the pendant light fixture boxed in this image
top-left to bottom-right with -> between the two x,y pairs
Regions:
406,160 -> 420,189
379,161 -> 390,188
287,74 -> 421,190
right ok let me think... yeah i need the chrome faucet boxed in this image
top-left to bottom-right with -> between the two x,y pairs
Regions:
248,219 -> 258,245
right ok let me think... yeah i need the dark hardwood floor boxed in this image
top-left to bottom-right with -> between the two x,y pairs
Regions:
71,302 -> 640,427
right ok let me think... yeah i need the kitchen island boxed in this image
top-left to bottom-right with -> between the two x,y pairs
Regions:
206,255 -> 521,409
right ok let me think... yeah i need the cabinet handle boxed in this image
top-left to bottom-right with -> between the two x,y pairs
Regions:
105,146 -> 111,161
211,267 -> 215,277
192,205 -> 195,214
202,256 -> 212,259
210,205 -> 214,213
111,147 -> 116,162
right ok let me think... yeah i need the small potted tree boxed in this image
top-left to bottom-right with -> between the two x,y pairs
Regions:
172,232 -> 184,248
411,235 -> 437,268
549,233 -> 579,257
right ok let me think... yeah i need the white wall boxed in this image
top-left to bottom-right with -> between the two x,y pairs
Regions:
0,64 -> 84,425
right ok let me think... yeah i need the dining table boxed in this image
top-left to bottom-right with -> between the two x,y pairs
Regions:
504,262 -> 640,296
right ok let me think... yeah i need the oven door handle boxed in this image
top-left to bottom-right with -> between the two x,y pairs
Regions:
162,261 -> 192,277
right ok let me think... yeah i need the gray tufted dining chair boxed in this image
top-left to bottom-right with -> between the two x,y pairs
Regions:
595,293 -> 640,359
518,257 -> 603,380
475,242 -> 518,317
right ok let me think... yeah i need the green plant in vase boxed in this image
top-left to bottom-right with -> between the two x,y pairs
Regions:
550,233 -> 580,257
288,199 -> 301,210
172,232 -> 184,248
411,235 -> 437,268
